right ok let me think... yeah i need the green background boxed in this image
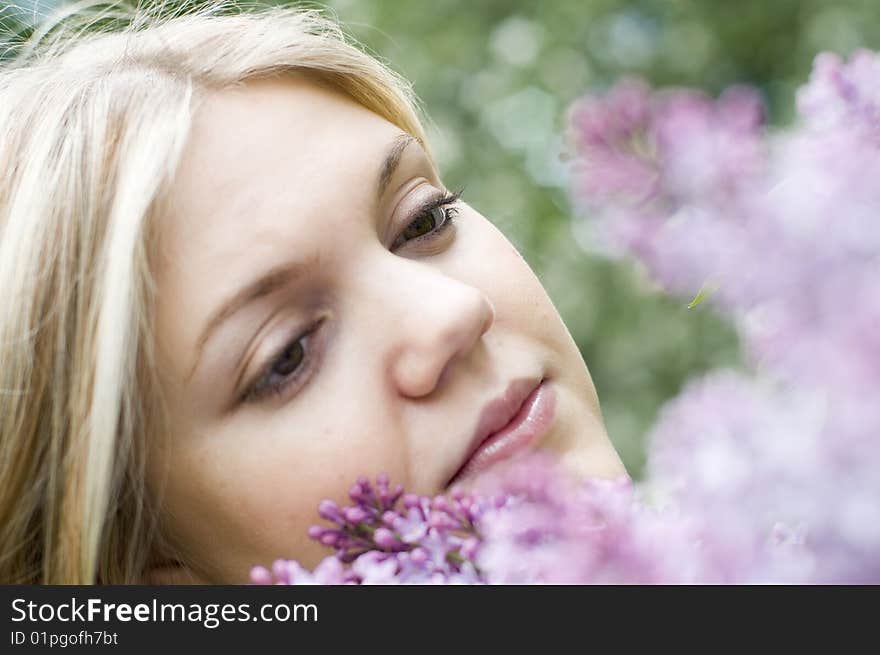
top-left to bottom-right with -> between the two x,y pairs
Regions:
4,0 -> 878,477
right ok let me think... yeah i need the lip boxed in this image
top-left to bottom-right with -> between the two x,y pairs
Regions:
446,377 -> 556,487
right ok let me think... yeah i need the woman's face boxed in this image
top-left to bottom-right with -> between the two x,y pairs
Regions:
148,76 -> 625,584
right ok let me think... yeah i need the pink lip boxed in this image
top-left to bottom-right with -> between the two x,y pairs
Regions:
447,378 -> 556,487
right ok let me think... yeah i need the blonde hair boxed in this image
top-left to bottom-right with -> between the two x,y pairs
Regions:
0,0 -> 428,584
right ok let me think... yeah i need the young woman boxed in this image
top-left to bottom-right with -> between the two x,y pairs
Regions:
0,3 -> 625,584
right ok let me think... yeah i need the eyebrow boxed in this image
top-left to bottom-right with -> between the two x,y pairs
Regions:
186,132 -> 418,382
377,133 -> 416,197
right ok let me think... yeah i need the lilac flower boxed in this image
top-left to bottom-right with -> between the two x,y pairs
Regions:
251,475 -> 487,585
568,49 -> 880,584
471,455 -> 707,584
796,50 -> 880,140
568,79 -> 660,208
568,76 -> 768,308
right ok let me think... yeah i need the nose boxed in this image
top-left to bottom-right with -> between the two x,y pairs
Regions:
375,259 -> 495,398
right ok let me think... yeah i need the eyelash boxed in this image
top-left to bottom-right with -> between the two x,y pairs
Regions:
242,189 -> 464,404
391,189 -> 463,250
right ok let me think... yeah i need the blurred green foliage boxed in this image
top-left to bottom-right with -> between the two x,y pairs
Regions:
3,0 -> 878,477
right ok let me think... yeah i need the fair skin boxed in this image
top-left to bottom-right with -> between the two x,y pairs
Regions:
147,75 -> 625,584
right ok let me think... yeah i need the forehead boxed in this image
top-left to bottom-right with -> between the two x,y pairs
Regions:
163,75 -> 401,243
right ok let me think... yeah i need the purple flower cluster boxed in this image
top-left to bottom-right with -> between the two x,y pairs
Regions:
470,455 -> 707,584
568,50 -> 880,583
568,78 -> 768,304
250,474 -> 487,584
252,50 -> 880,585
251,453 -> 806,585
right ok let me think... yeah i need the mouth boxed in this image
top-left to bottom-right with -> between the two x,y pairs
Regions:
446,377 -> 556,488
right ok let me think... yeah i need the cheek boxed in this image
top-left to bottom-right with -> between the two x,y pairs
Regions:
465,216 -> 561,333
153,403 -> 411,577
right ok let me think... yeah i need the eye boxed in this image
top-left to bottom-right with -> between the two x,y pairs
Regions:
272,340 -> 304,377
401,206 -> 447,241
243,321 -> 322,404
392,190 -> 462,250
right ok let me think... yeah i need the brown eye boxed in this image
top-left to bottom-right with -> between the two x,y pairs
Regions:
402,206 -> 445,241
273,340 -> 304,377
391,189 -> 462,250
272,340 -> 305,375
244,319 -> 327,404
